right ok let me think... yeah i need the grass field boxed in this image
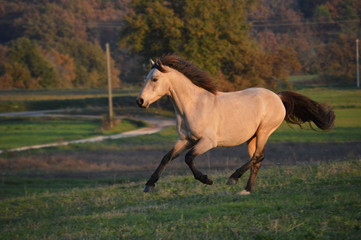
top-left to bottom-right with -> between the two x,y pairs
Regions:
1,88 -> 360,151
0,89 -> 139,101
0,117 -> 146,150
271,88 -> 361,142
0,87 -> 360,239
1,160 -> 360,239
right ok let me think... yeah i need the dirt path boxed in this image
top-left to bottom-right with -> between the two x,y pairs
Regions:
0,110 -> 175,154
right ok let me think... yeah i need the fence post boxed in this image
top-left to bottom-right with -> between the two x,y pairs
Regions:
357,39 -> 360,88
106,43 -> 114,127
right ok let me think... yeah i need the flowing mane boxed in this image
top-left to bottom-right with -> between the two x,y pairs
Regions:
152,55 -> 218,94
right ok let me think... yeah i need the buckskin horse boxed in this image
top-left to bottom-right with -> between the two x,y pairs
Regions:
136,55 -> 335,194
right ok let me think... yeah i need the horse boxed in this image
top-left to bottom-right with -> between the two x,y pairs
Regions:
136,55 -> 335,194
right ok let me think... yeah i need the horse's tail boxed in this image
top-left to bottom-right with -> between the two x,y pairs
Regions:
277,91 -> 335,130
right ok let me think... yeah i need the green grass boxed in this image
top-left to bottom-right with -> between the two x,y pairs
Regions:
0,88 -> 359,153
0,88 -> 175,117
0,89 -> 139,102
1,159 -> 360,239
289,74 -> 319,83
0,88 -> 360,239
0,117 -> 146,150
0,176 -> 140,199
270,88 -> 361,142
101,118 -> 147,135
81,126 -> 178,151
296,88 -> 361,109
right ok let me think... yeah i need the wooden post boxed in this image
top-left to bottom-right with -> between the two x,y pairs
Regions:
106,43 -> 114,127
356,39 -> 360,88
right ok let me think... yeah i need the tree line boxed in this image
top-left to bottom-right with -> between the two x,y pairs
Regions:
0,0 -> 127,89
0,0 -> 360,90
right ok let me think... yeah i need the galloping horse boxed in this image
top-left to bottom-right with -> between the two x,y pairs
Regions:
136,55 -> 335,194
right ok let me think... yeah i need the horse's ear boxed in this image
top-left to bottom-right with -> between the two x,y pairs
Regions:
155,59 -> 163,67
149,59 -> 155,67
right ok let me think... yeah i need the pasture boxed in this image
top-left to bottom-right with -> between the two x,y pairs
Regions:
0,117 -> 146,150
1,160 -> 360,239
0,87 -> 361,239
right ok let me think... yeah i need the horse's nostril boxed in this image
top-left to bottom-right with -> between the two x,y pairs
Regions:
137,97 -> 144,106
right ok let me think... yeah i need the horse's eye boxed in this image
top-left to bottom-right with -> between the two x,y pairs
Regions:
152,78 -> 158,82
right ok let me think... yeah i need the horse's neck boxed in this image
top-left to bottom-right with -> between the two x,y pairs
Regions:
168,73 -> 215,117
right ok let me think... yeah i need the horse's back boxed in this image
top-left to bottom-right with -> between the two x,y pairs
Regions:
217,88 -> 284,117
215,88 -> 285,146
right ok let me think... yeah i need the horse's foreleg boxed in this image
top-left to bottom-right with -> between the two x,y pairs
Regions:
144,140 -> 191,192
185,138 -> 215,185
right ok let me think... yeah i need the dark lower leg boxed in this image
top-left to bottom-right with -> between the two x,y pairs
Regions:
185,151 -> 213,185
245,162 -> 261,192
227,154 -> 264,184
145,150 -> 174,187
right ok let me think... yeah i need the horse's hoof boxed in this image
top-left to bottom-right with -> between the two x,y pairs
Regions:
226,178 -> 238,185
202,175 -> 213,185
197,175 -> 213,185
205,177 -> 213,185
238,190 -> 251,195
227,178 -> 238,185
143,185 -> 155,193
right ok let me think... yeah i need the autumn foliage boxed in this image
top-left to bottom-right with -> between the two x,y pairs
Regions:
0,0 -> 125,89
0,0 -> 360,90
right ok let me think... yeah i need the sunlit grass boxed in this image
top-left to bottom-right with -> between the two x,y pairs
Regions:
1,159 -> 360,239
0,117 -> 145,150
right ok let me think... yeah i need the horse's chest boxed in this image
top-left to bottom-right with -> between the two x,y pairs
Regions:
178,118 -> 203,142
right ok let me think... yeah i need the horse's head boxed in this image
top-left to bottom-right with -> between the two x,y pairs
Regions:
136,59 -> 171,108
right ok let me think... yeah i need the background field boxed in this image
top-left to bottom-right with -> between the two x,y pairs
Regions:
1,87 -> 361,239
0,88 -> 361,149
0,117 -> 146,149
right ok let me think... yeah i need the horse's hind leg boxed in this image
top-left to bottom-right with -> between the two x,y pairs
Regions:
242,162 -> 261,194
227,133 -> 268,192
244,137 -> 262,194
226,153 -> 264,187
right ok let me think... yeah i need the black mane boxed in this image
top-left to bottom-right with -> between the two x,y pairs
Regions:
152,55 -> 218,94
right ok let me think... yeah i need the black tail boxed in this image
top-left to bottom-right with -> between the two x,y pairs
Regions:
278,91 -> 335,130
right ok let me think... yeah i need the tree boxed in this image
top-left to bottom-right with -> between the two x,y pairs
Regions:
0,0 -> 123,89
318,34 -> 357,82
7,37 -> 59,88
119,0 -> 295,90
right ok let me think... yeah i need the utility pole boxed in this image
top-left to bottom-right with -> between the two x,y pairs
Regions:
357,39 -> 360,88
106,43 -> 114,127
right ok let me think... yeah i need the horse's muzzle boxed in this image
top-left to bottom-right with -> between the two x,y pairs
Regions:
136,97 -> 147,108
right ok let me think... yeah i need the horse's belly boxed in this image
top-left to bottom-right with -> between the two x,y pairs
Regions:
216,124 -> 257,147
214,88 -> 282,147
